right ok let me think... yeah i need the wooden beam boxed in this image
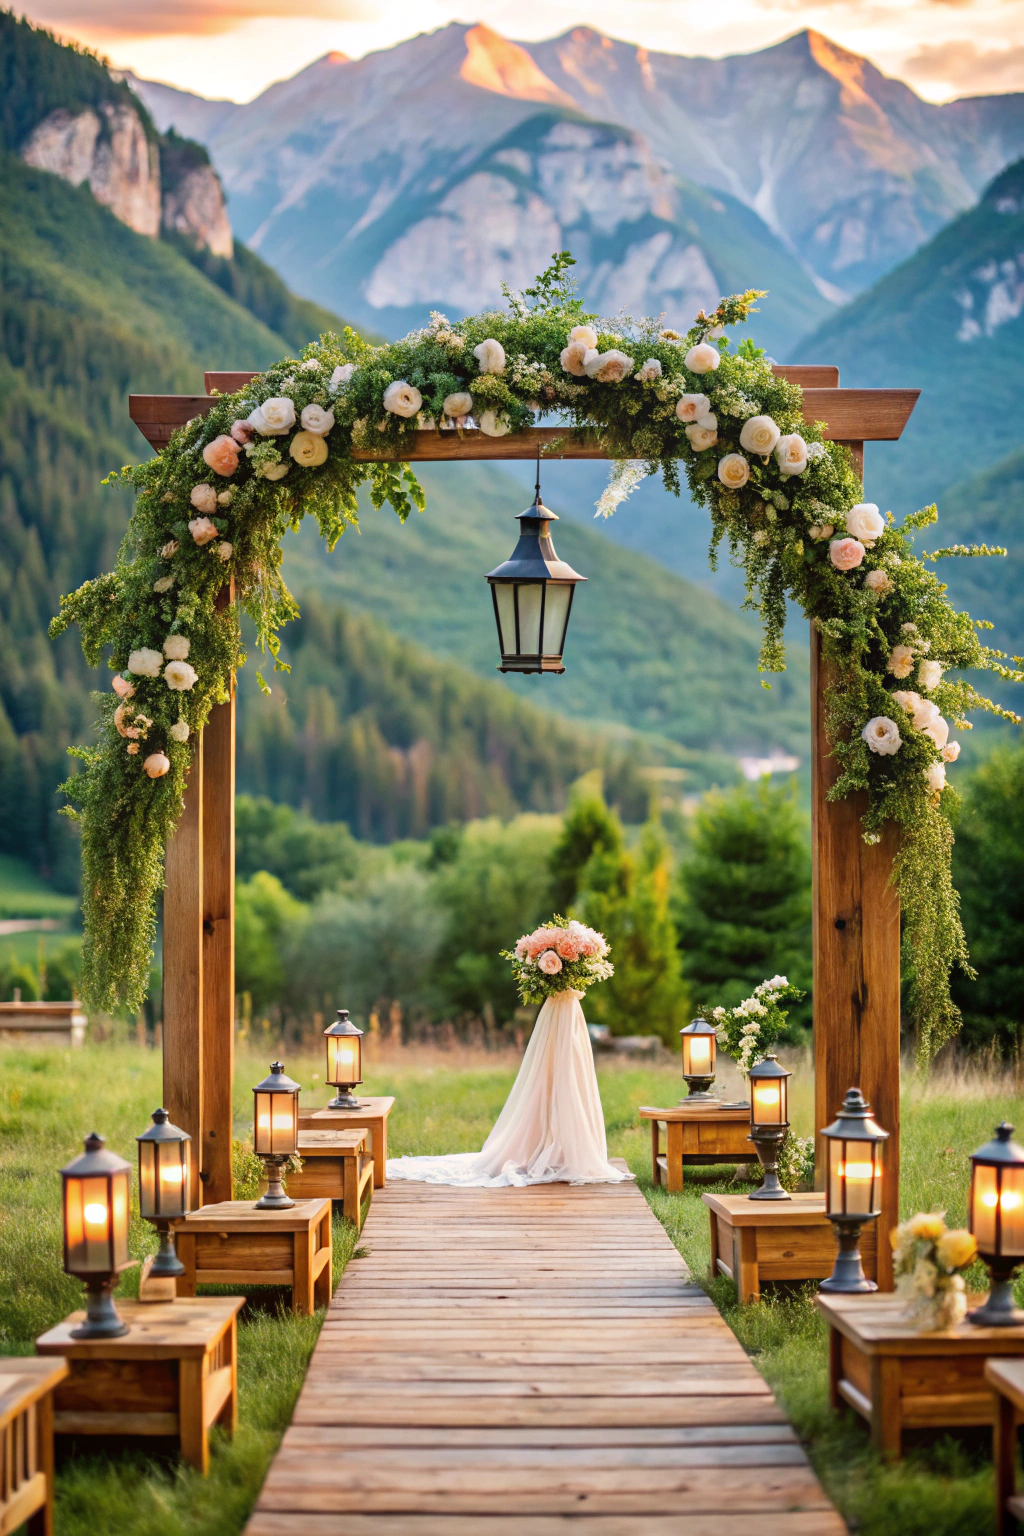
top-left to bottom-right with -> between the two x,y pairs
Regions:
205,364 -> 841,396
163,737 -> 203,1211
201,686 -> 235,1205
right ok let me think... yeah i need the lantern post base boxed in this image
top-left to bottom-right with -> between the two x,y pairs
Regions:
327,1088 -> 362,1110
148,1223 -> 186,1278
969,1268 -> 1024,1328
748,1128 -> 791,1201
679,1075 -> 718,1105
71,1277 -> 130,1339
819,1218 -> 877,1293
256,1156 -> 295,1210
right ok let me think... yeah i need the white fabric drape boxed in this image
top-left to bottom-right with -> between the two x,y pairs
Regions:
386,989 -> 632,1187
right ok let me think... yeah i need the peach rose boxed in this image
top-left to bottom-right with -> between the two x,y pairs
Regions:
537,950 -> 563,976
188,516 -> 218,546
112,675 -> 135,699
144,753 -> 171,779
202,435 -> 240,477
829,538 -> 865,571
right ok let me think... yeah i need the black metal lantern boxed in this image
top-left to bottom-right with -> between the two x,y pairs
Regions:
485,462 -> 585,674
61,1133 -> 132,1338
324,1009 -> 364,1109
819,1088 -> 888,1294
679,1017 -> 718,1103
747,1054 -> 791,1201
253,1061 -> 300,1210
136,1108 -> 191,1279
968,1122 -> 1024,1326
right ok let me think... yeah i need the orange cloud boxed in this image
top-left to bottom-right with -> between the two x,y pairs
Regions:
904,39 -> 1024,94
21,0 -> 367,39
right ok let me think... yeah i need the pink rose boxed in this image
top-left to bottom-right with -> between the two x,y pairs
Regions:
829,538 -> 866,571
230,419 -> 255,445
515,937 -> 530,960
537,950 -> 563,976
202,435 -> 240,476
188,516 -> 219,546
556,934 -> 583,961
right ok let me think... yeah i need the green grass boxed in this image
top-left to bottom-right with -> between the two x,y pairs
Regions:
0,855 -> 78,921
1,1042 -> 1019,1534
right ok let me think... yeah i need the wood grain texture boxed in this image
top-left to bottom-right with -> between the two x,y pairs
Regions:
201,677 -> 234,1206
163,737 -> 203,1211
244,1176 -> 843,1532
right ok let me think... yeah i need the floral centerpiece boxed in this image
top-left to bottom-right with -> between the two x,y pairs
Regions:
892,1212 -> 977,1331
502,918 -> 613,1005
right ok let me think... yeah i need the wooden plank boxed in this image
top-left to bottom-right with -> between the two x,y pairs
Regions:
201,667 -> 234,1205
163,735 -> 203,1211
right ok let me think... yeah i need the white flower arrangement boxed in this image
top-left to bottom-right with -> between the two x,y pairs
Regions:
709,976 -> 803,1078
893,1213 -> 977,1331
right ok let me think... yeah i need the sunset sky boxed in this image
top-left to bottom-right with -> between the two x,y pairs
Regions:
14,0 -> 1024,105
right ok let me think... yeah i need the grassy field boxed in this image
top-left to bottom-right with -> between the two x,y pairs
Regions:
0,1040 -> 1016,1534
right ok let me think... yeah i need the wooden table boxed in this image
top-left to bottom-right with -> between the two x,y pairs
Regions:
35,1298 -> 241,1475
987,1359 -> 1024,1535
703,1191 -> 878,1304
298,1096 -> 394,1188
172,1199 -> 332,1315
639,1103 -> 754,1193
817,1291 -> 1024,1459
285,1130 -> 374,1231
0,1357 -> 68,1535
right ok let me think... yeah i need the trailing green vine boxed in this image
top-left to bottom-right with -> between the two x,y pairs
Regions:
52,254 -> 1021,1057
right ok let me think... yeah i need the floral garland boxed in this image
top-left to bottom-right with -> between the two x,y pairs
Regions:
502,917 -> 614,1005
52,255 -> 1021,1052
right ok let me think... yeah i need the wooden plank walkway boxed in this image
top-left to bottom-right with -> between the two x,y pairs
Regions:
246,1169 -> 845,1535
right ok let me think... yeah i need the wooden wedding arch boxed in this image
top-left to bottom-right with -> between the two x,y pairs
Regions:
130,365 -> 918,1290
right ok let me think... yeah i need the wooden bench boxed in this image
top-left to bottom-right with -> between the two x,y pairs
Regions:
35,1298 -> 241,1475
284,1130 -> 373,1231
704,1190 -> 878,1303
0,1001 -> 87,1047
298,1096 -> 394,1188
172,1198 -> 332,1315
987,1360 -> 1024,1535
0,1357 -> 68,1535
639,1103 -> 754,1193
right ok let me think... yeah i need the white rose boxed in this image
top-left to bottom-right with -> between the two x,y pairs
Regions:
442,392 -> 474,420
383,380 -> 423,418
919,660 -> 943,692
676,393 -> 711,423
329,363 -> 356,391
164,660 -> 198,692
685,342 -> 720,374
775,434 -> 808,477
864,569 -> 892,594
891,689 -> 923,721
258,397 -> 296,434
942,741 -> 960,762
217,541 -> 233,562
290,430 -> 329,467
190,483 -> 217,514
887,645 -> 916,679
473,338 -> 506,374
846,503 -> 885,548
163,634 -> 190,660
717,453 -> 750,489
686,423 -> 718,451
914,699 -> 941,731
739,416 -> 781,455
862,717 -> 902,755
921,715 -> 950,749
584,348 -> 634,383
300,404 -> 335,436
127,647 -> 163,678
259,460 -> 290,481
188,516 -> 219,545
568,324 -> 598,350
925,761 -> 947,794
560,340 -> 590,376
636,358 -> 662,382
169,720 -> 190,743
478,409 -> 510,437
153,575 -> 175,593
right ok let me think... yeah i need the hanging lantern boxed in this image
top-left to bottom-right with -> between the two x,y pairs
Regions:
485,462 -> 585,674
679,1017 -> 718,1103
746,1054 -> 791,1201
136,1108 -> 191,1279
61,1133 -> 132,1338
253,1061 -> 300,1210
968,1122 -> 1024,1326
324,1010 -> 364,1109
819,1088 -> 888,1294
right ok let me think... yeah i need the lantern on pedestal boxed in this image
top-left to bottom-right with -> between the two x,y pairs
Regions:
679,1017 -> 718,1103
253,1061 -> 300,1210
968,1122 -> 1024,1326
819,1088 -> 888,1293
324,1010 -> 363,1109
747,1054 -> 791,1201
136,1108 -> 191,1278
61,1133 -> 132,1338
485,465 -> 585,675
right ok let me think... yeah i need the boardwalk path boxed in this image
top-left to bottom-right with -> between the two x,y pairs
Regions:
246,1170 -> 844,1534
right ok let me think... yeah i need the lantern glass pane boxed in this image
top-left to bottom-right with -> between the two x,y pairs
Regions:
328,1034 -> 360,1086
65,1174 -> 113,1273
1003,1167 -> 1024,1256
683,1033 -> 714,1077
832,1139 -> 880,1218
111,1169 -> 130,1268
139,1140 -> 157,1220
974,1164 -> 1024,1257
751,1080 -> 785,1126
827,1137 -> 843,1214
494,584 -> 515,656
158,1142 -> 189,1218
516,583 -> 542,655
255,1090 -> 273,1155
541,584 -> 571,657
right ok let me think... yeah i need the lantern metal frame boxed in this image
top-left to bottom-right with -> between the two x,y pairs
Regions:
819,1087 -> 889,1294
252,1061 -> 301,1210
60,1132 -> 133,1339
324,1009 -> 364,1110
968,1122 -> 1024,1327
485,457 -> 585,675
679,1016 -> 719,1104
746,1054 -> 792,1201
136,1107 -> 191,1279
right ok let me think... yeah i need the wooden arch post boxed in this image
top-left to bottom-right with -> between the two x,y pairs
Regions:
131,367 -> 917,1285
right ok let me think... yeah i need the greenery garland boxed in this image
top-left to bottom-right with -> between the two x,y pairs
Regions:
52,255 -> 1021,1056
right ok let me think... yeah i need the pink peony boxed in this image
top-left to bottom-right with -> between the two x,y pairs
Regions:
202,435 -> 240,477
230,419 -> 255,446
829,537 -> 866,571
537,950 -> 563,976
556,933 -> 583,961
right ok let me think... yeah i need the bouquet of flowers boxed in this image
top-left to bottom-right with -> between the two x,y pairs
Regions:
707,975 -> 805,1079
892,1212 -> 977,1331
502,917 -> 614,1005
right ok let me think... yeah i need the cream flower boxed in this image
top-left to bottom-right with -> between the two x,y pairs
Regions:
143,753 -> 171,779
162,634 -> 190,661
127,742 -> 139,755
864,569 -> 892,594
127,648 -> 163,678
153,575 -> 175,593
259,460 -> 290,481
290,431 -> 329,467
560,340 -> 589,376
942,741 -> 961,763
112,675 -> 134,699
568,324 -> 598,350
925,761 -> 947,794
809,524 -> 835,541
739,415 -> 781,455
217,489 -> 232,507
862,717 -> 902,755
584,348 -> 634,383
255,397 -> 296,435
775,434 -> 809,477
921,715 -> 950,750
685,342 -> 720,374
478,409 -> 510,438
330,363 -> 356,391
636,358 -> 662,382
442,392 -> 474,420
676,393 -> 711,423
892,689 -> 923,721
300,404 -> 335,436
717,453 -> 750,489
686,422 -> 718,451
383,380 -> 423,418
164,660 -> 198,691
190,483 -> 217,514
160,539 -> 179,560
887,645 -> 916,679
169,720 -> 190,743
202,435 -> 240,477
473,338 -> 506,374
829,538 -> 865,571
188,516 -> 218,546
846,503 -> 885,548
919,660 -> 944,692
217,541 -> 233,562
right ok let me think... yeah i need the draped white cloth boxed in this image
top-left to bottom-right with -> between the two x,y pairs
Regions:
386,989 -> 632,1187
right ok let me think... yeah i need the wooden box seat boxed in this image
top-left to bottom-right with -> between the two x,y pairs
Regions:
285,1130 -> 374,1231
639,1104 -> 755,1194
172,1199 -> 333,1316
0,1357 -> 68,1535
298,1096 -> 395,1188
703,1191 -> 878,1303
